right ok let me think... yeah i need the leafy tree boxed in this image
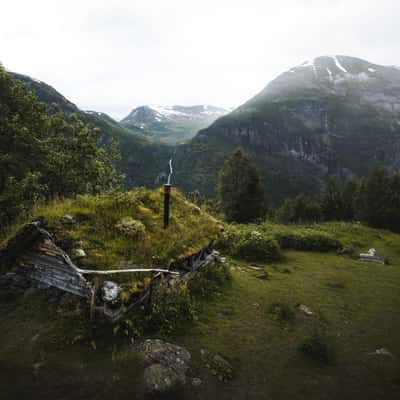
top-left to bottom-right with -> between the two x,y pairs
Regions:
276,194 -> 322,224
217,148 -> 265,223
0,67 -> 121,229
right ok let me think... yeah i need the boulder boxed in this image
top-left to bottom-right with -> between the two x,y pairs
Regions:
359,248 -> 385,264
200,349 -> 233,381
101,281 -> 121,305
143,363 -> 184,393
140,339 -> 191,393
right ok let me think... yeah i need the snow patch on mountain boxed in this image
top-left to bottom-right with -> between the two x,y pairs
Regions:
331,55 -> 348,73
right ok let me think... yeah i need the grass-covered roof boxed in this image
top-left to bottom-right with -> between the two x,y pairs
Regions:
2,188 -> 222,271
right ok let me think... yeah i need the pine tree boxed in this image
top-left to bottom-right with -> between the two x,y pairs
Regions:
356,167 -> 390,228
217,148 -> 265,223
341,179 -> 359,221
320,178 -> 343,221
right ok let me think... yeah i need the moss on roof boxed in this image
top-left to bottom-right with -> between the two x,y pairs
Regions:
2,188 -> 222,271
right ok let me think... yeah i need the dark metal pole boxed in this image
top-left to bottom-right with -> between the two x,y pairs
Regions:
163,184 -> 171,229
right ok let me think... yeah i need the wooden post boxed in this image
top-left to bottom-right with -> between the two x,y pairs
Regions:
90,278 -> 100,322
163,184 -> 171,229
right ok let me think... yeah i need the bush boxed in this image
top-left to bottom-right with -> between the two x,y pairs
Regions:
269,303 -> 296,325
299,334 -> 335,365
217,225 -> 282,262
273,230 -> 341,252
145,283 -> 197,336
188,262 -> 231,298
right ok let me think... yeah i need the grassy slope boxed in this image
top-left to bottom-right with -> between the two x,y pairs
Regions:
1,223 -> 400,399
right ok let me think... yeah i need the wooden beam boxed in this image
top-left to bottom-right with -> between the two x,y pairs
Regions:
75,267 -> 179,275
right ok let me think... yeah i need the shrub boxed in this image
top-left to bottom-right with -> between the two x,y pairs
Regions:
145,283 -> 197,336
188,262 -> 231,298
272,230 -> 341,252
217,225 -> 282,262
299,334 -> 335,365
269,303 -> 296,324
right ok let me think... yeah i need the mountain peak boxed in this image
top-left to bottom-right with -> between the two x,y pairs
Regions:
120,104 -> 229,144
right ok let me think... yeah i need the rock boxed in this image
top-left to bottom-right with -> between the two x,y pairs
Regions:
143,363 -> 184,393
298,304 -> 314,316
101,281 -> 121,305
33,362 -> 44,370
256,273 -> 270,280
140,339 -> 191,373
31,333 -> 40,342
192,377 -> 202,386
200,349 -> 233,381
247,265 -> 262,271
140,339 -> 191,393
359,248 -> 385,264
368,347 -> 395,358
73,248 -> 86,258
62,214 -> 75,225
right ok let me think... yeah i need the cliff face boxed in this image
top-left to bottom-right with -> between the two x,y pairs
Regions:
174,56 -> 400,203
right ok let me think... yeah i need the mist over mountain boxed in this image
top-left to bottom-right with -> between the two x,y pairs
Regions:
174,55 -> 400,203
121,104 -> 228,144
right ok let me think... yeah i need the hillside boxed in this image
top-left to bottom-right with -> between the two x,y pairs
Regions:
121,104 -> 228,144
1,220 -> 399,399
174,56 -> 400,203
8,71 -> 173,190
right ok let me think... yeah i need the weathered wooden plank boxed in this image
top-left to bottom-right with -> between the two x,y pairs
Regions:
76,267 -> 179,275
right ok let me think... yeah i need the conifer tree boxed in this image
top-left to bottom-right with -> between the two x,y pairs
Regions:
217,148 -> 265,223
320,177 -> 343,221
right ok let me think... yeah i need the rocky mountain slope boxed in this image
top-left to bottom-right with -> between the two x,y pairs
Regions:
121,104 -> 228,144
9,71 -> 173,189
174,56 -> 400,203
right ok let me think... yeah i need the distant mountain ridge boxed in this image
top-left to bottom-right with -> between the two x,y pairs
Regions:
121,104 -> 228,144
9,70 -> 173,190
174,55 -> 400,203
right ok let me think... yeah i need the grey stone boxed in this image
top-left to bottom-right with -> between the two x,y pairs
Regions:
62,214 -> 75,224
143,363 -> 184,393
101,281 -> 121,305
73,248 -> 86,258
298,304 -> 314,315
140,339 -> 191,392
192,377 -> 202,386
200,349 -> 233,381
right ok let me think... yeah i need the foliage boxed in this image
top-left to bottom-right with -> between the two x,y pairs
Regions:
275,194 -> 322,223
217,148 -> 266,223
271,229 -> 341,252
355,167 -> 400,232
320,178 -> 344,221
0,67 -> 121,230
187,262 -> 232,299
268,302 -> 296,325
145,283 -> 198,336
217,224 -> 282,262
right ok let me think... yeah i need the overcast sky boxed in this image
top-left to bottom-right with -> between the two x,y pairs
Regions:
1,0 -> 400,120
